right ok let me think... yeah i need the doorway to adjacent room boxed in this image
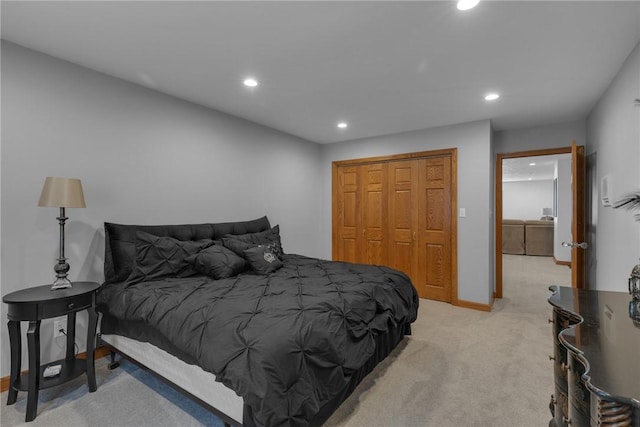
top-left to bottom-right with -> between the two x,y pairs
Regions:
495,144 -> 586,299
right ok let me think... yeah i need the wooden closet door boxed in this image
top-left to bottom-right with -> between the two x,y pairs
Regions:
361,163 -> 387,265
333,149 -> 456,303
334,163 -> 387,264
387,161 -> 418,280
416,156 -> 452,302
334,165 -> 360,263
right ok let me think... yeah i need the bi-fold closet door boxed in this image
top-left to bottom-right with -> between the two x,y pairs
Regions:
333,150 -> 456,303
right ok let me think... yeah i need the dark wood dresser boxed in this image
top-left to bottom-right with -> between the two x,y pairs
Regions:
548,285 -> 640,427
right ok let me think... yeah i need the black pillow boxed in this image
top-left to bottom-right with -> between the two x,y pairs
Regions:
222,225 -> 283,259
243,245 -> 283,274
185,245 -> 247,280
221,237 -> 254,257
125,231 -> 214,286
103,216 -> 271,283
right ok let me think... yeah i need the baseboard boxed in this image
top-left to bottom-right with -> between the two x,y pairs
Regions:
455,298 -> 493,312
0,346 -> 111,393
553,257 -> 571,267
1,372 -> 13,394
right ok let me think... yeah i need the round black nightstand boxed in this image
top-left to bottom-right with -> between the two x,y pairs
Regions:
3,281 -> 101,422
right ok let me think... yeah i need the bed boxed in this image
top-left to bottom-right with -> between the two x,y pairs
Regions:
96,216 -> 419,427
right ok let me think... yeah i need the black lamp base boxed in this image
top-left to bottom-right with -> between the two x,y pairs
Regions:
52,257 -> 72,290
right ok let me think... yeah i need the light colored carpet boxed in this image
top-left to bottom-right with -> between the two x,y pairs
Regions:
325,254 -> 571,427
1,255 -> 570,426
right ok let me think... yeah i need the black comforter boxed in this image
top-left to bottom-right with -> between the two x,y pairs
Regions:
98,254 -> 418,426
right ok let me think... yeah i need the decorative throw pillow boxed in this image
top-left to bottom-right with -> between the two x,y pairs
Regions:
185,244 -> 247,280
243,245 -> 283,274
221,237 -> 254,257
222,225 -> 283,259
125,231 -> 214,286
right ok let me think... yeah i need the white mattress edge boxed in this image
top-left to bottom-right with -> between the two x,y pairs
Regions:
100,333 -> 244,424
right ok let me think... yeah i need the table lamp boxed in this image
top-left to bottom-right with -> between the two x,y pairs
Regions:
38,177 -> 86,290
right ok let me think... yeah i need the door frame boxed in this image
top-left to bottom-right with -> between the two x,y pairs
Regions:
570,141 -> 586,287
495,146 -> 579,299
332,148 -> 458,304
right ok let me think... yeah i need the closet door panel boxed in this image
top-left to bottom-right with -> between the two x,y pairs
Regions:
388,161 -> 417,280
362,164 -> 387,265
418,157 -> 452,302
336,166 -> 360,263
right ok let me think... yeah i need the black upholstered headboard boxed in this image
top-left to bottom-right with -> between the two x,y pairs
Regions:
103,216 -> 271,283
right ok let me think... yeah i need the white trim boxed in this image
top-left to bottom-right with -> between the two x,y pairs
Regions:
101,334 -> 243,424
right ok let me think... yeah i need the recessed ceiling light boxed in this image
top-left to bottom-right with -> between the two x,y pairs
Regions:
529,162 -> 536,166
484,93 -> 500,101
243,78 -> 258,87
337,122 -> 348,129
457,0 -> 480,11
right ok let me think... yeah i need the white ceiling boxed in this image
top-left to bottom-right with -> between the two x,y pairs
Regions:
2,1 -> 639,144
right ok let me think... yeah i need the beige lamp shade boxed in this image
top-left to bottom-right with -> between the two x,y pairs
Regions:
38,177 -> 86,208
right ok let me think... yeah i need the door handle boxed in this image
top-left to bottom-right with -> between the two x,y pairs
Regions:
562,242 -> 588,249
413,231 -> 416,241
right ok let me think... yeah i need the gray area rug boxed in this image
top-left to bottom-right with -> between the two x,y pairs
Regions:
1,254 -> 570,426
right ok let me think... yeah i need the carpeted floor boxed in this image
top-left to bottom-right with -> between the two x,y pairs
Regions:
1,255 -> 570,426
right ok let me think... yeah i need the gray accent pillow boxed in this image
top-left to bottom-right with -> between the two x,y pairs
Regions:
185,244 -> 247,279
243,245 -> 283,274
222,225 -> 283,259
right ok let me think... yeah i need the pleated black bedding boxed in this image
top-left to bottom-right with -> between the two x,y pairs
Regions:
98,253 -> 418,426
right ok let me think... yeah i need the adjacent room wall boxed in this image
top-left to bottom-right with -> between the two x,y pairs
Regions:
0,41 -> 323,377
502,180 -> 554,220
586,41 -> 640,292
320,120 -> 494,307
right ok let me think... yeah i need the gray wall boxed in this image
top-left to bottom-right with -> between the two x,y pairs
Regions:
0,42 -> 323,376
320,120 -> 494,306
502,180 -> 554,220
586,41 -> 640,292
494,120 -> 586,154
